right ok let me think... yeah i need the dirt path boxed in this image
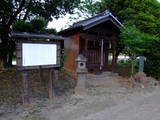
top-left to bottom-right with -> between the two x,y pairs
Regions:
76,89 -> 160,120
46,72 -> 159,120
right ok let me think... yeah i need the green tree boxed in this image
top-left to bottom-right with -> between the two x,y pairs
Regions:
66,0 -> 99,28
12,21 -> 33,33
120,26 -> 159,76
77,0 -> 100,17
13,18 -> 57,34
97,0 -> 160,36
120,26 -> 145,75
0,0 -> 80,67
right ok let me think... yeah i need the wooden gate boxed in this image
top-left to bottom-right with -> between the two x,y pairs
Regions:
83,50 -> 107,71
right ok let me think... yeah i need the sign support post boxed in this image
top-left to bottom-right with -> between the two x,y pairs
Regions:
48,69 -> 55,100
22,70 -> 30,105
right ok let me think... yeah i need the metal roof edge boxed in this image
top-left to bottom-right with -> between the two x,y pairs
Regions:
83,15 -> 122,30
110,14 -> 123,27
11,32 -> 67,40
58,26 -> 83,35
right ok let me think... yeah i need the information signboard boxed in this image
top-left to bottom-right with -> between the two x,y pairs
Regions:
16,40 -> 61,70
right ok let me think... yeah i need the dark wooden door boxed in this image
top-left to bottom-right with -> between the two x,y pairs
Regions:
83,50 -> 107,71
81,40 -> 109,72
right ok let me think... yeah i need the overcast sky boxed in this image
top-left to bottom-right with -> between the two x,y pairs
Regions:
47,0 -> 160,32
47,10 -> 84,32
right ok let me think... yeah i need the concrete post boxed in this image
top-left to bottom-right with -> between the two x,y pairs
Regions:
139,56 -> 145,72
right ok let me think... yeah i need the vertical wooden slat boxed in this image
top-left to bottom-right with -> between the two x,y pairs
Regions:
85,39 -> 88,51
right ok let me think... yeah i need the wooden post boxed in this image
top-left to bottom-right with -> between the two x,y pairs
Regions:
85,39 -> 88,51
48,69 -> 55,100
105,50 -> 109,65
22,71 -> 30,105
112,41 -> 116,72
55,70 -> 59,94
39,67 -> 44,83
100,39 -> 104,70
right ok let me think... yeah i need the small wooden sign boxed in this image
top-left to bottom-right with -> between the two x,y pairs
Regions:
16,40 -> 61,70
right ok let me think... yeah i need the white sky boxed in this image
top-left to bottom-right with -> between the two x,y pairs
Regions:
47,0 -> 160,32
47,8 -> 90,32
47,13 -> 82,32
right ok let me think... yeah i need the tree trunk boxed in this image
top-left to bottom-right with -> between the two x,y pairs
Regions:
115,52 -> 119,64
115,45 -> 124,65
7,40 -> 15,67
131,59 -> 134,75
23,0 -> 32,21
0,23 -> 10,68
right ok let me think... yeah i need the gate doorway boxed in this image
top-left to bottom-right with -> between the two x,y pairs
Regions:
81,39 -> 114,72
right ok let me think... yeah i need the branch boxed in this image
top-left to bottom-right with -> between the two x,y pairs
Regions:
23,0 -> 32,21
8,0 -> 26,25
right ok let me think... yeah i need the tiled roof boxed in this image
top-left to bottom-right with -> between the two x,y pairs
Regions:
60,10 -> 123,34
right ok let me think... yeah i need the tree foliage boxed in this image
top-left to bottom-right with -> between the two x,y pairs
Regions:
97,0 -> 160,36
12,20 -> 33,33
77,0 -> 100,17
0,0 -> 80,21
13,18 -> 57,34
67,0 -> 100,27
120,26 -> 153,56
120,26 -> 160,78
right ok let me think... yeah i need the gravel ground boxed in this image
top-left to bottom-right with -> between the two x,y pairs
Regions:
46,72 -> 159,120
75,88 -> 160,120
0,72 -> 159,120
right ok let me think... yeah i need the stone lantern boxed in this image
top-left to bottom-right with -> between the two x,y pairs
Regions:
75,54 -> 88,73
75,54 -> 88,95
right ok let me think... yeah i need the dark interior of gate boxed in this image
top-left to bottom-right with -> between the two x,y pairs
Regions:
79,21 -> 120,72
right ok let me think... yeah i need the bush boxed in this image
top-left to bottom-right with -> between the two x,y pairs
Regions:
13,18 -> 47,33
13,20 -> 33,32
30,18 -> 46,32
145,59 -> 160,79
118,59 -> 132,65
60,49 -> 66,68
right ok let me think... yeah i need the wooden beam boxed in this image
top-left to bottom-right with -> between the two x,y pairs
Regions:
80,33 -> 100,41
80,33 -> 115,41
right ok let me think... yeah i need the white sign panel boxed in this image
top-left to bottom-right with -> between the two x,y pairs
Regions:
22,43 -> 57,66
